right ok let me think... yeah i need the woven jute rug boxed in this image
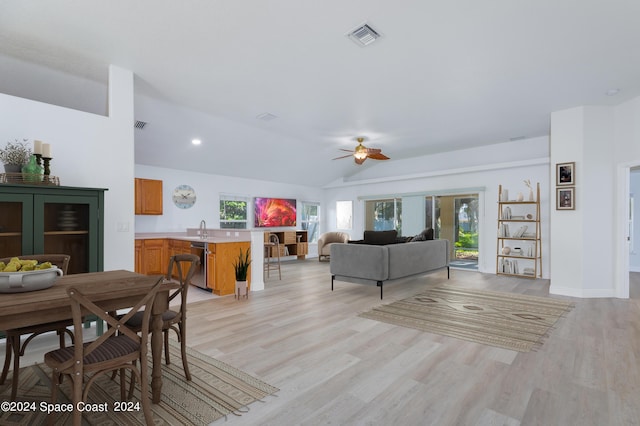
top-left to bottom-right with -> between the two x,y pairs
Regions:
359,285 -> 573,352
0,340 -> 278,425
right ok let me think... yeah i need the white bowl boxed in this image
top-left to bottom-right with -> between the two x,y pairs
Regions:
0,268 -> 64,293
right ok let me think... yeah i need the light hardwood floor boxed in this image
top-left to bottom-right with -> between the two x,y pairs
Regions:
5,263 -> 640,425
188,262 -> 640,426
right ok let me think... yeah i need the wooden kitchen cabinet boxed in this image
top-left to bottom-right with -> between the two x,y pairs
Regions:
137,238 -> 166,275
135,178 -> 163,215
206,241 -> 251,296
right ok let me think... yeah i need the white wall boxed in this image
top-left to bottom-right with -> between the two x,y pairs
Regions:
630,169 -> 640,272
134,164 -> 324,256
550,95 -> 640,298
322,137 -> 551,277
0,66 -> 135,271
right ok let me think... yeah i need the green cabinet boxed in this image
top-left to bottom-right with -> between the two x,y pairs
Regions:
0,184 -> 106,274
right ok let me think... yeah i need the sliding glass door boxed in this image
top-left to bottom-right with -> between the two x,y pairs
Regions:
430,194 -> 479,269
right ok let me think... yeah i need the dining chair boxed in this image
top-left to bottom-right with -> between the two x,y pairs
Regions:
0,254 -> 71,401
44,276 -> 163,426
122,253 -> 199,382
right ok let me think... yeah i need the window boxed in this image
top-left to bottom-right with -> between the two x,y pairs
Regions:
300,202 -> 320,243
365,198 -> 402,233
336,201 -> 353,230
219,194 -> 248,229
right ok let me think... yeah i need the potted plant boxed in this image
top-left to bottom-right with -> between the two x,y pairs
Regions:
0,139 -> 32,173
232,247 -> 251,299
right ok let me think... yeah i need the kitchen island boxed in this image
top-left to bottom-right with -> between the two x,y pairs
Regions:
135,230 -> 264,296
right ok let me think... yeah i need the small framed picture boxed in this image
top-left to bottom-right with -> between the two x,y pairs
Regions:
556,187 -> 575,210
556,162 -> 575,186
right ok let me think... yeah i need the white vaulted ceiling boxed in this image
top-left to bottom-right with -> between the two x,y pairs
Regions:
1,1 -> 639,187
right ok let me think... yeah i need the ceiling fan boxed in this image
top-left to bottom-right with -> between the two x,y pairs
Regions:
333,137 -> 390,165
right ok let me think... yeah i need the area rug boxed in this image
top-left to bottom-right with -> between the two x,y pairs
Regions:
359,285 -> 573,352
0,340 -> 278,425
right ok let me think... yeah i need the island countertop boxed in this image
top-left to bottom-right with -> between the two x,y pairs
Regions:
134,232 -> 251,243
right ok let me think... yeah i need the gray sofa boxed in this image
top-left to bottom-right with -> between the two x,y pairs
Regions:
330,238 -> 450,298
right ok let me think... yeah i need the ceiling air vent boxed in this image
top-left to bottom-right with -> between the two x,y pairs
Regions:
256,112 -> 278,121
134,120 -> 147,129
348,23 -> 381,47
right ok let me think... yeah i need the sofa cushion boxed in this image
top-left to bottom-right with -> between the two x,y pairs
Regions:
363,230 -> 398,245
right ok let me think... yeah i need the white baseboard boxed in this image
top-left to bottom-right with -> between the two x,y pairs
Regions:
549,285 -> 616,298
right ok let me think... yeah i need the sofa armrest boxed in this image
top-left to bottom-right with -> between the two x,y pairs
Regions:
330,243 -> 389,281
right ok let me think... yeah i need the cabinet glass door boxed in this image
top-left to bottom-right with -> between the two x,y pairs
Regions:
0,194 -> 33,257
33,195 -> 99,274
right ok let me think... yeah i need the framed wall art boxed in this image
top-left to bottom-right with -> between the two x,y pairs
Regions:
556,187 -> 575,210
556,162 -> 575,186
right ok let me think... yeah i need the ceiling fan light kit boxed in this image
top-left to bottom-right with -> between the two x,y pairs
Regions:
332,136 -> 390,165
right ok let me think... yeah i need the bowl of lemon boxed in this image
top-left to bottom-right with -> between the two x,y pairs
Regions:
0,258 -> 64,293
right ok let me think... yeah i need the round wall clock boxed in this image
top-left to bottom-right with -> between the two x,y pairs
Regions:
172,184 -> 196,209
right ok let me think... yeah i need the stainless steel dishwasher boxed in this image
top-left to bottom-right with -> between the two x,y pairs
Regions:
189,241 -> 208,289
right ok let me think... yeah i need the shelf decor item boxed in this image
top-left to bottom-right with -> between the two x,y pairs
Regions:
0,139 -> 31,174
21,154 -> 43,182
524,179 -> 534,201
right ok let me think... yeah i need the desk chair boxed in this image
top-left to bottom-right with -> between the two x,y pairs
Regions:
0,254 -> 71,401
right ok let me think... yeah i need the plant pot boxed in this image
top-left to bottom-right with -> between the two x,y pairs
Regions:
235,280 -> 248,299
3,164 -> 24,183
3,164 -> 22,173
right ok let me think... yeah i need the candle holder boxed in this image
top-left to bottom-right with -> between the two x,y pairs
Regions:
42,157 -> 52,182
34,153 -> 42,168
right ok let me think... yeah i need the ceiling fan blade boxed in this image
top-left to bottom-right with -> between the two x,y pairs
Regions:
365,147 -> 382,154
339,149 -> 355,153
332,154 -> 354,160
367,152 -> 390,160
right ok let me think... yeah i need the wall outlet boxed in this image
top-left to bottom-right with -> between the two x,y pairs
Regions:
235,232 -> 239,237
226,231 -> 231,236
117,222 -> 129,232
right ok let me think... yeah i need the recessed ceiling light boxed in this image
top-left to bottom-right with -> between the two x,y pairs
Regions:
191,139 -> 201,145
605,88 -> 620,96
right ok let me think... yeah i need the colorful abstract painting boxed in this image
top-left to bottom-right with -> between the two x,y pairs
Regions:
254,198 -> 297,227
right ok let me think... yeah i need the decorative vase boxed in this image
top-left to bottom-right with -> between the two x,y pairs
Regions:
528,189 -> 534,201
502,247 -> 511,255
21,155 -> 43,182
516,192 -> 524,202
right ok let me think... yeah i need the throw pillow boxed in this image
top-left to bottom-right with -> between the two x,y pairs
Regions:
363,230 -> 398,245
411,228 -> 434,242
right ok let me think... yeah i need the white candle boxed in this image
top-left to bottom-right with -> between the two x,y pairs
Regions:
34,140 -> 43,155
42,143 -> 51,158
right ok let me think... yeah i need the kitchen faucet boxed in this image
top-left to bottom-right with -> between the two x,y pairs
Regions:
199,220 -> 207,239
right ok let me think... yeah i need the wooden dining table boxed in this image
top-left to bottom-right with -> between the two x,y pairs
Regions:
0,269 -> 177,404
